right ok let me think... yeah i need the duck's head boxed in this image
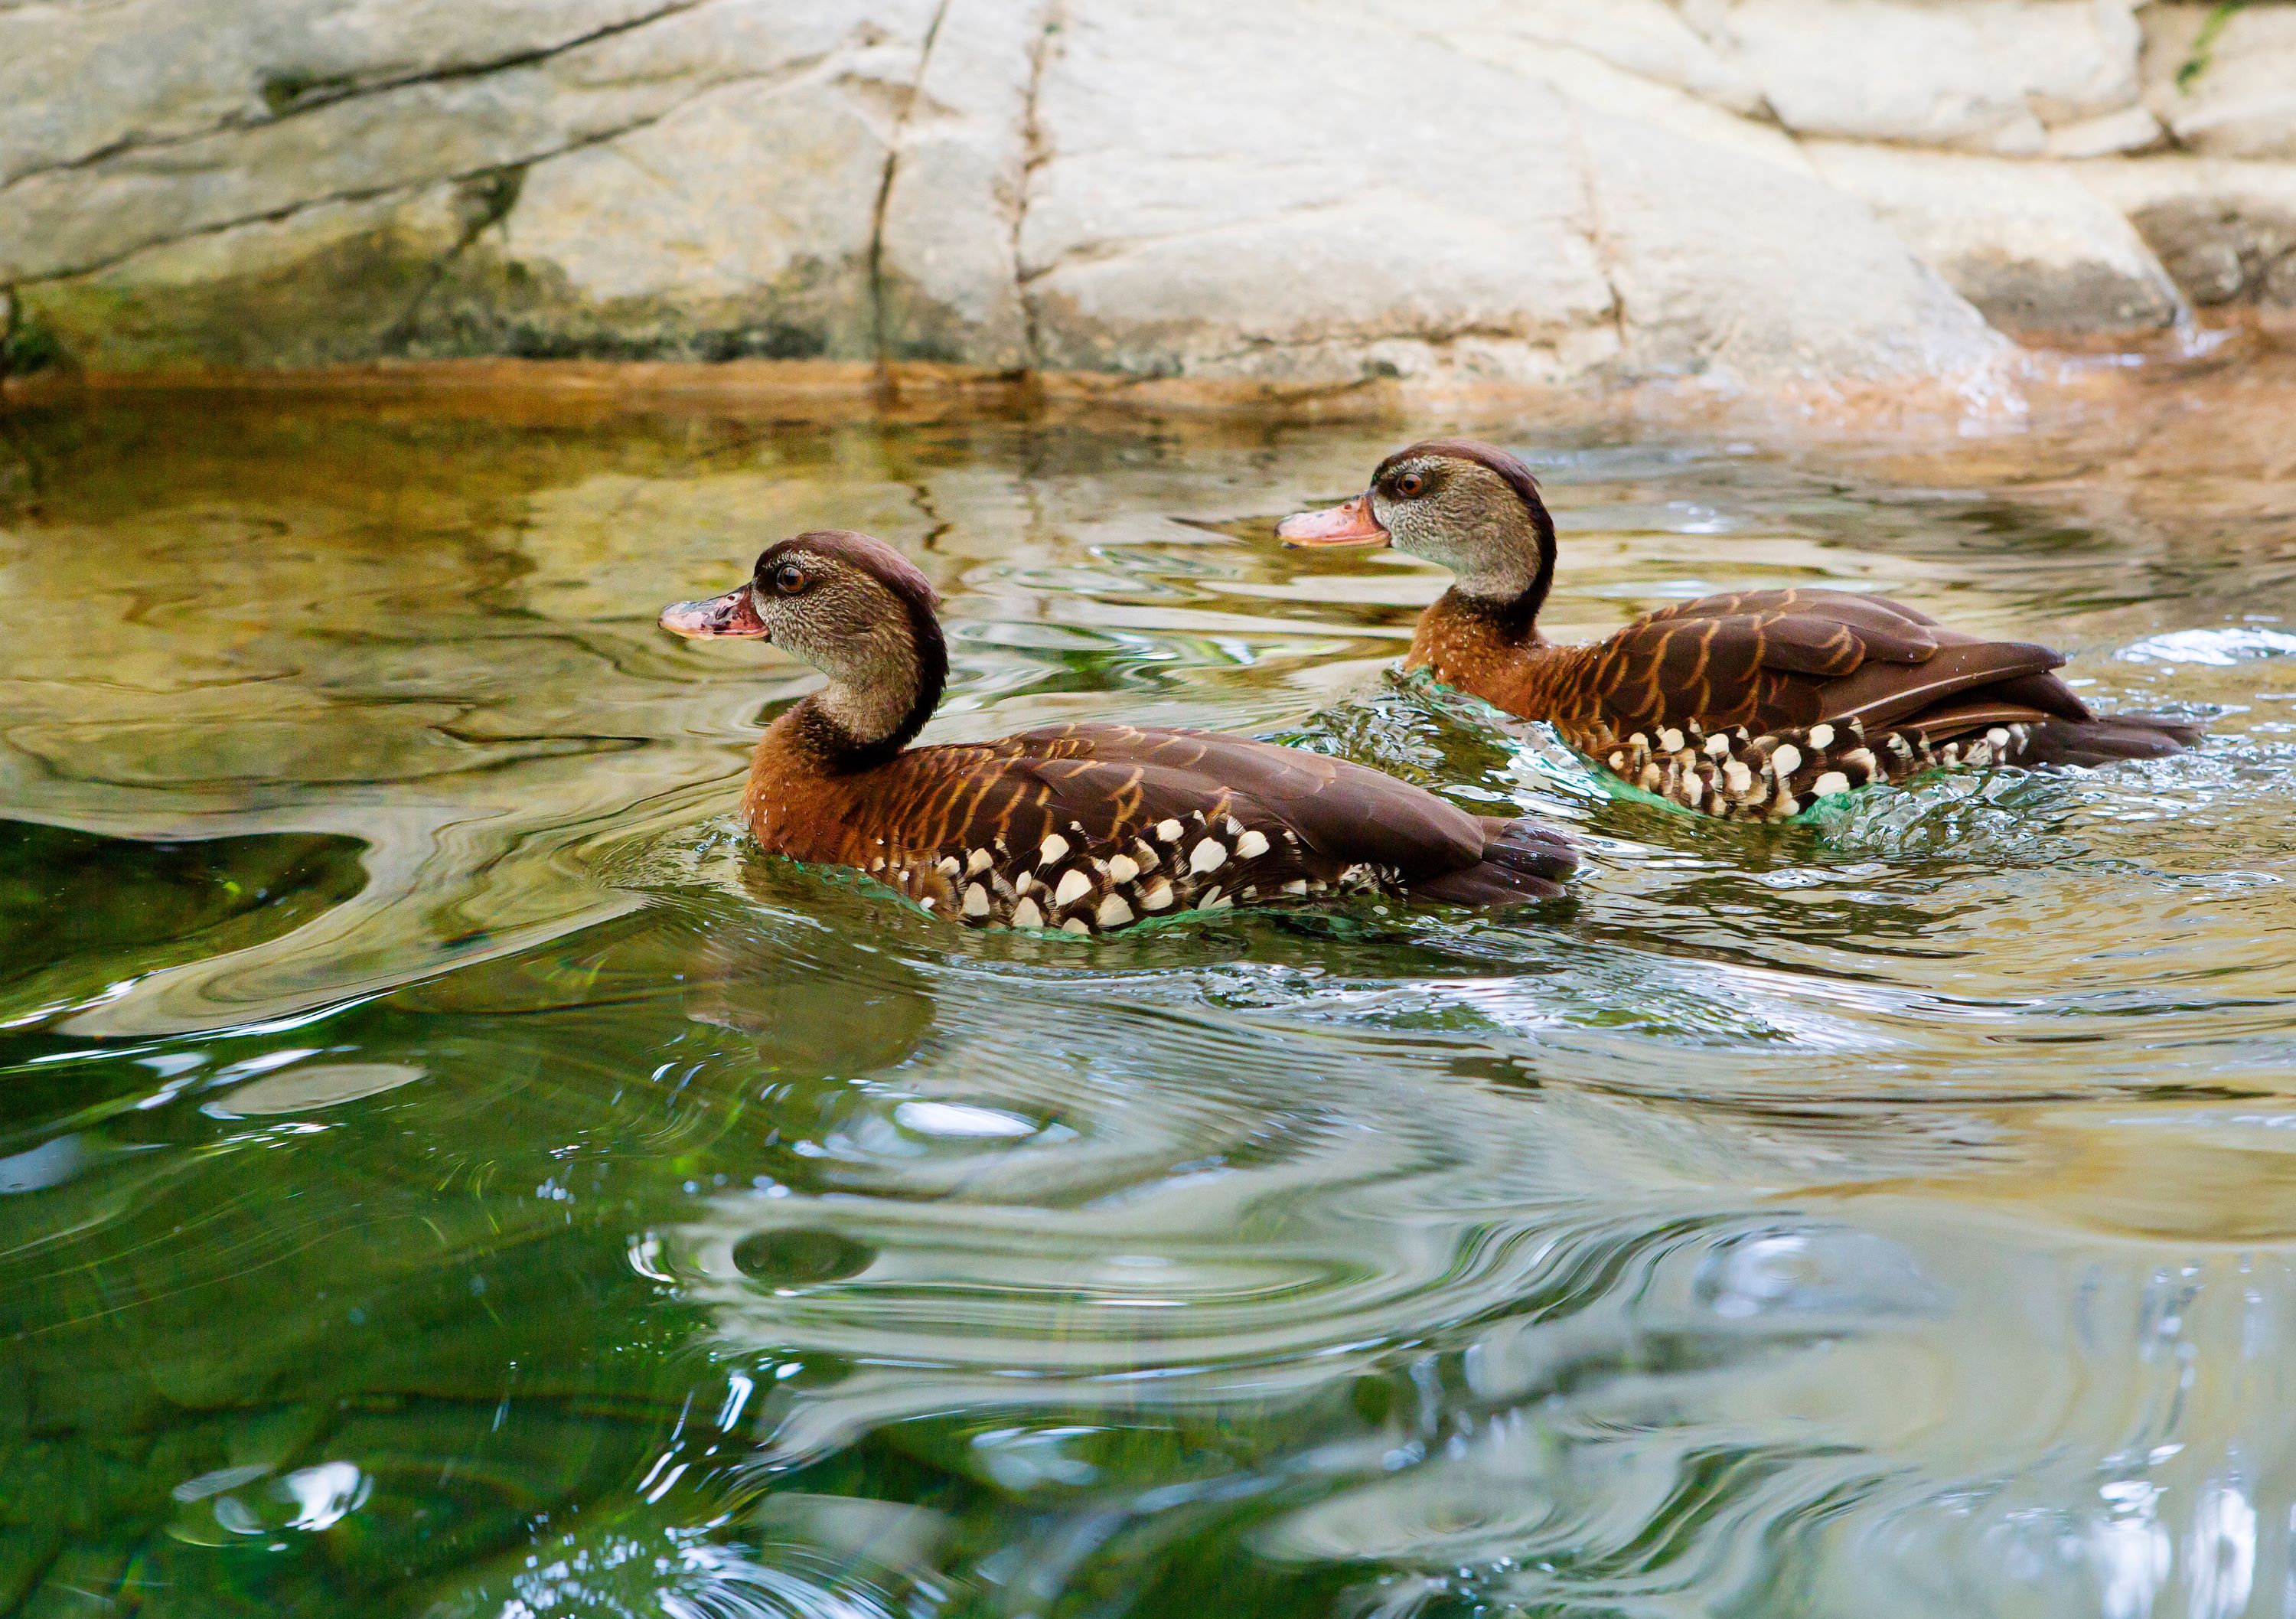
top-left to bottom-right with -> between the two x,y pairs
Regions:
661,530 -> 946,767
1277,439 -> 1557,622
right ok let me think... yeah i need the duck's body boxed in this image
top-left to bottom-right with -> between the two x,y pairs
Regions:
746,716 -> 1570,930
1283,441 -> 2200,821
666,529 -> 1574,932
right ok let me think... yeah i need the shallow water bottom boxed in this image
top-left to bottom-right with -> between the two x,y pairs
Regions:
2,357 -> 2295,1617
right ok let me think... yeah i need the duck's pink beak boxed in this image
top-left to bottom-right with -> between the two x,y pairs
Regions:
1277,494 -> 1389,548
660,583 -> 768,640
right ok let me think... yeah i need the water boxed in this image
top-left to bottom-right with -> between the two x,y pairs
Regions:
2,360 -> 2293,1617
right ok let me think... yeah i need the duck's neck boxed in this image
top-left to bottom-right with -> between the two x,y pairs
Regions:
1440,493 -> 1556,638
1407,586 -> 1575,708
1437,573 -> 1551,648
762,607 -> 949,779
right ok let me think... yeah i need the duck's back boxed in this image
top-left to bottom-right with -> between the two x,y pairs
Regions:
1582,589 -> 2080,736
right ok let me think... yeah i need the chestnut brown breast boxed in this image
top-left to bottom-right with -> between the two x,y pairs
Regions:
745,720 -> 1572,931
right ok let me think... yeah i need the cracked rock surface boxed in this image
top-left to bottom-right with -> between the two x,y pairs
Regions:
3,0 -> 2293,392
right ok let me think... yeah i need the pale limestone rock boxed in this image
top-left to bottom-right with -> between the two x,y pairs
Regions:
2144,4 -> 2296,161
1345,0 -> 1805,174
1019,0 -> 1998,390
0,0 -> 934,286
1016,0 -> 1619,387
1489,41 -> 1813,177
0,0 -> 668,188
2078,158 -> 2296,306
497,59 -> 913,359
21,187 -> 467,370
3,66 -> 655,285
876,0 -> 1051,367
0,0 -> 2247,384
1344,0 -> 1765,114
1686,0 -> 2143,155
1580,113 -> 2013,387
2045,106 -> 2167,161
1807,142 -> 2184,331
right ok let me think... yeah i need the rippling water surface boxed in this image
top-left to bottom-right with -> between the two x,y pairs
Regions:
3,362 -> 2294,1617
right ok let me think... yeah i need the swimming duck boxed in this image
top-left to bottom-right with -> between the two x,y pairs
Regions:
660,529 -> 1576,930
1278,439 -> 2201,820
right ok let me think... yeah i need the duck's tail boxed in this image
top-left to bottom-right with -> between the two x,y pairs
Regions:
1411,818 -> 1577,908
2022,712 -> 2204,769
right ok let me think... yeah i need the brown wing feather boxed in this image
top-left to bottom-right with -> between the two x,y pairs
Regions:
999,724 -> 1486,876
1577,589 -> 2082,740
1814,633 -> 2076,732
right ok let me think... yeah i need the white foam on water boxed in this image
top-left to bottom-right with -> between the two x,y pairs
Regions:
2118,628 -> 2296,666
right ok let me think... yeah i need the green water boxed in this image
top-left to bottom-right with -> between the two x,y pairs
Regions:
2,379 -> 2293,1617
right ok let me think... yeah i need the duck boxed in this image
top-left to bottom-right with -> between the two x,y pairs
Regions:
1277,439 -> 2202,821
659,529 -> 1577,931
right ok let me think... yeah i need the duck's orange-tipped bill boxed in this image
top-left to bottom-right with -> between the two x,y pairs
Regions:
660,584 -> 768,639
1277,495 -> 1389,548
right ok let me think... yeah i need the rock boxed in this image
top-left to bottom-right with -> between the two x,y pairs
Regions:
19,187 -> 467,370
876,0 -> 1049,368
2143,3 -> 2296,161
2078,158 -> 2296,307
1335,0 -> 1812,175
1019,0 -> 2000,393
1016,0 -> 1620,390
1580,114 -> 2011,387
0,0 -> 935,287
1479,40 -> 1812,178
0,0 -> 670,189
2,62 -> 652,286
5,0 -> 2255,389
8,0 -> 946,368
1348,0 -> 1766,116
2045,106 -> 2167,161
1806,142 -> 2185,333
468,66 -> 911,362
1683,0 -> 2144,155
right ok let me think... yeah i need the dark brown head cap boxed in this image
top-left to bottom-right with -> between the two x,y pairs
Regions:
757,530 -> 942,614
1375,439 -> 1547,515
1372,438 -> 1557,625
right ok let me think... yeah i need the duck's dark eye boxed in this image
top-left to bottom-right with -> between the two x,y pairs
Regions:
1394,472 -> 1427,498
771,563 -> 808,596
